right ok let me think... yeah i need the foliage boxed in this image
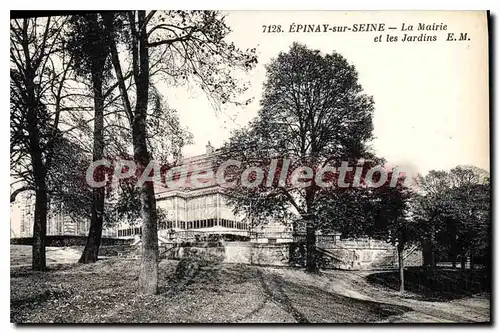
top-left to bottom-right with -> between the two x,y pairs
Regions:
46,137 -> 93,221
146,10 -> 258,107
10,16 -> 75,192
216,43 -> 376,230
412,166 -> 490,263
66,14 -> 112,83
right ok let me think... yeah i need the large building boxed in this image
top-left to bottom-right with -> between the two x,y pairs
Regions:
115,142 -> 249,238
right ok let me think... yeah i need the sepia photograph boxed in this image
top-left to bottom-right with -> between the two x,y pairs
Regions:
9,9 -> 491,324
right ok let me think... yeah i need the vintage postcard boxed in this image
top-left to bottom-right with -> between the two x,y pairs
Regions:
10,10 -> 490,323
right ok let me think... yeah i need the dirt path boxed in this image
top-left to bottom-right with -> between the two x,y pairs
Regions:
320,270 -> 490,323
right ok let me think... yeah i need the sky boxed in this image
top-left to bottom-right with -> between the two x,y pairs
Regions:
153,11 -> 489,176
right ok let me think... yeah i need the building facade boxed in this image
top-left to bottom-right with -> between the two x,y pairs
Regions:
115,142 -> 248,238
11,191 -> 89,238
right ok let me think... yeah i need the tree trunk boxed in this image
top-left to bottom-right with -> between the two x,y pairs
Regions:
79,73 -> 105,264
305,216 -> 317,273
422,239 -> 432,268
451,229 -> 458,269
134,118 -> 159,295
397,242 -> 405,292
32,184 -> 48,271
135,10 -> 159,295
25,68 -> 48,271
79,216 -> 103,263
485,242 -> 490,272
104,11 -> 159,294
460,251 -> 466,272
430,225 -> 436,269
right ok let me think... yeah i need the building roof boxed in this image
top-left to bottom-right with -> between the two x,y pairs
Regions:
154,146 -> 224,200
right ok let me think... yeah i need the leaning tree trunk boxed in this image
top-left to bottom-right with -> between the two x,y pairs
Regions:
79,73 -> 105,264
397,241 -> 405,292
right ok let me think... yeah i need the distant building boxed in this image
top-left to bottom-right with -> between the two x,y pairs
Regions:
11,191 -> 89,238
14,192 -> 35,238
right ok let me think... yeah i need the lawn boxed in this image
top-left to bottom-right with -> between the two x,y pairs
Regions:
10,245 -> 491,323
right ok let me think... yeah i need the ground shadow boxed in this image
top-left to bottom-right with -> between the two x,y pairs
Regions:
160,258 -> 412,323
158,258 -> 261,297
366,267 -> 490,301
257,270 -> 412,323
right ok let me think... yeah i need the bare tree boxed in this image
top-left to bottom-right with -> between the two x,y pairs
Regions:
10,16 -> 74,270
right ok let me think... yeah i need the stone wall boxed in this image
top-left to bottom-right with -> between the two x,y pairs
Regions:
167,242 -> 290,266
318,247 -> 398,270
165,241 -> 423,270
11,236 -> 131,247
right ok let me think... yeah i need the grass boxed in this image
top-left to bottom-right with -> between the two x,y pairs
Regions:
10,245 -> 491,323
366,267 -> 491,301
11,258 -> 411,323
